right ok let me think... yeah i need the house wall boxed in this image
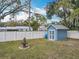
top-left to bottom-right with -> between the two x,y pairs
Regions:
57,30 -> 67,40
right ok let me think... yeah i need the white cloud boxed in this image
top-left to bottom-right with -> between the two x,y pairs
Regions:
34,7 -> 46,15
1,15 -> 10,22
16,12 -> 28,21
1,12 -> 29,22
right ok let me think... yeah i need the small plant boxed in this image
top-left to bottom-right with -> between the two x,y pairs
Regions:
21,37 -> 28,48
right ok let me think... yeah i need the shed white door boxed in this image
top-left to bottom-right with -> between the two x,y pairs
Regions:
49,31 -> 54,40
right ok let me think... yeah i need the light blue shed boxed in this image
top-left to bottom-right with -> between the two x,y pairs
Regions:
47,24 -> 68,41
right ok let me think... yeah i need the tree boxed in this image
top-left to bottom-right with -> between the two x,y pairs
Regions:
30,20 -> 40,31
38,15 -> 47,25
34,13 -> 47,25
69,8 -> 79,30
0,0 -> 29,21
22,21 -> 29,26
46,0 -> 73,24
0,22 -> 5,27
46,0 -> 79,30
5,20 -> 18,26
46,2 -> 56,19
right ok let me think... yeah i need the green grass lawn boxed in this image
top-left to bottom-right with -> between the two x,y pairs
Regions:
0,39 -> 79,59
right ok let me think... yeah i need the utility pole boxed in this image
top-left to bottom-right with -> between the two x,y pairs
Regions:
28,0 -> 31,31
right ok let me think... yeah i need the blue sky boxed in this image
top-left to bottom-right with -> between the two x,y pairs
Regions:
31,0 -> 55,8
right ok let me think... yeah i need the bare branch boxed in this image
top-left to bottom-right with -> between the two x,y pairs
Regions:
0,0 -> 30,20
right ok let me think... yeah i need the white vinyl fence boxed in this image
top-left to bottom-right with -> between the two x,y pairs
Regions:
67,31 -> 79,39
0,31 -> 79,42
0,31 -> 46,42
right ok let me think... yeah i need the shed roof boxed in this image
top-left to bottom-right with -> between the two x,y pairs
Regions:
48,24 -> 69,30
